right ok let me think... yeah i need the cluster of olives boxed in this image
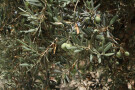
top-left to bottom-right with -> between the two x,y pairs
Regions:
116,51 -> 130,58
61,43 -> 72,50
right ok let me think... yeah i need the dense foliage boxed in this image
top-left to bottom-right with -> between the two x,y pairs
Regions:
0,0 -> 135,89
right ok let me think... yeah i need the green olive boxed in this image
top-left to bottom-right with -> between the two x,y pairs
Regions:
61,43 -> 67,50
95,15 -> 101,23
94,29 -> 99,33
124,51 -> 130,56
116,51 -> 121,58
116,61 -> 119,65
65,44 -> 72,49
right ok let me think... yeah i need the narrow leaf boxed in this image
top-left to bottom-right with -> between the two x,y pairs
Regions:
90,54 -> 93,62
103,43 -> 112,53
74,49 -> 82,53
17,39 -> 28,47
67,46 -> 77,49
20,63 -> 30,67
109,15 -> 118,25
104,53 -> 114,56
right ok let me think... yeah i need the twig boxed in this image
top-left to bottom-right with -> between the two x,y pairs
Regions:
74,0 -> 80,13
28,38 -> 58,72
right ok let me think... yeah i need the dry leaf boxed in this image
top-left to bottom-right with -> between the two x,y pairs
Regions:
75,23 -> 80,34
53,44 -> 57,54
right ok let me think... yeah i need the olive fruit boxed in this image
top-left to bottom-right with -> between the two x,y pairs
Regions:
65,44 -> 72,49
116,61 -> 119,65
124,51 -> 130,56
94,29 -> 99,33
116,51 -> 121,58
95,15 -> 101,23
61,43 -> 67,50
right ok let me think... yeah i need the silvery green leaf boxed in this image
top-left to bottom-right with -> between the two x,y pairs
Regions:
97,55 -> 101,63
92,48 -> 99,54
66,75 -> 70,82
24,1 -> 33,14
26,0 -> 43,7
51,22 -> 63,25
96,35 -> 105,40
109,15 -> 118,25
17,39 -> 28,47
74,49 -> 82,53
20,28 -> 38,33
103,42 -> 112,53
107,31 -> 111,37
26,0 -> 39,2
104,53 -> 114,56
91,0 -> 94,8
94,4 -> 100,11
19,12 -> 30,17
18,7 -> 27,12
54,70 -> 61,73
53,17 -> 59,22
67,46 -> 77,49
21,46 -> 31,51
90,54 -> 93,62
98,46 -> 103,53
103,13 -> 106,26
20,63 -> 30,67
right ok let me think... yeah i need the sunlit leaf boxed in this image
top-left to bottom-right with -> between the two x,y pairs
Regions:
20,63 -> 30,67
104,53 -> 114,56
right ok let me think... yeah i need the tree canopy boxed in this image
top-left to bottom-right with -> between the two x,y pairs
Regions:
0,0 -> 135,89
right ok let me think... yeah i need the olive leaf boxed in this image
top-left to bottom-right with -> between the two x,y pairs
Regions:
90,54 -> 93,62
74,49 -> 83,53
97,54 -> 101,63
104,53 -> 114,56
20,63 -> 30,67
103,42 -> 112,53
17,39 -> 28,47
109,15 -> 118,25
26,0 -> 43,7
20,28 -> 38,33
67,46 -> 77,50
21,46 -> 31,51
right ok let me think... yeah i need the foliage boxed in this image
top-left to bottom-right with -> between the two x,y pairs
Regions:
0,0 -> 135,89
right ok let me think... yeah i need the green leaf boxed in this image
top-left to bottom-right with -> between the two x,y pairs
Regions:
20,28 -> 38,33
74,49 -> 82,53
97,54 -> 101,63
96,35 -> 105,40
94,4 -> 100,11
104,53 -> 114,56
26,0 -> 43,7
90,54 -> 93,62
51,22 -> 63,25
71,34 -> 80,45
53,17 -> 59,22
66,46 -> 77,49
21,46 -> 31,51
91,0 -> 94,8
18,7 -> 27,12
109,15 -> 118,25
98,46 -> 103,53
103,42 -> 112,53
20,63 -> 30,67
19,12 -> 30,17
17,39 -> 28,47
24,1 -> 33,14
